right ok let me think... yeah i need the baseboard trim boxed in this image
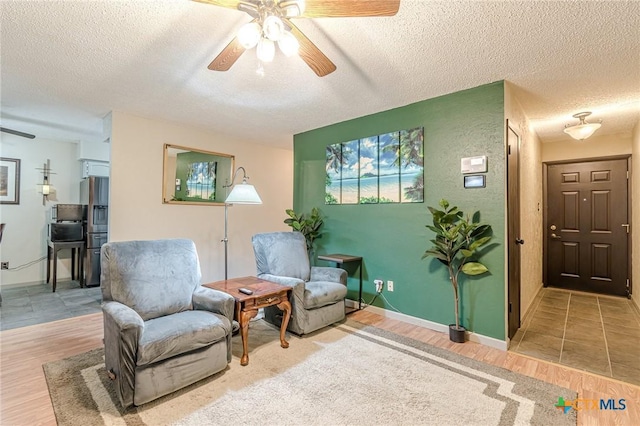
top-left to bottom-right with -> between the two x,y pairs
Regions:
346,299 -> 507,351
0,279 -> 50,289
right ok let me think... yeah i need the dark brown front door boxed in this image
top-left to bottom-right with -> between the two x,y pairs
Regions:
507,123 -> 521,339
546,158 -> 629,296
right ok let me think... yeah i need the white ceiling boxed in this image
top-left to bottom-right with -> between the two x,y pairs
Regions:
1,0 -> 639,149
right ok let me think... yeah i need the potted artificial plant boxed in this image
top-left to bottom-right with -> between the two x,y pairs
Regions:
284,207 -> 324,260
422,199 -> 493,343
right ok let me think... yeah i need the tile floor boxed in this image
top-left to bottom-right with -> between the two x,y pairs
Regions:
0,280 -> 102,331
511,287 -> 640,386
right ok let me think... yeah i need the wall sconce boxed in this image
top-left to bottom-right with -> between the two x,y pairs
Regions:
563,111 -> 602,140
37,159 -> 54,205
222,166 -> 262,280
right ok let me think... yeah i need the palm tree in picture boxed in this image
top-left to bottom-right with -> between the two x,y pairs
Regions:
382,128 -> 424,202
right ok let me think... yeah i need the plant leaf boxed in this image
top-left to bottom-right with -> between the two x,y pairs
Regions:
423,249 -> 448,262
460,249 -> 474,258
461,262 -> 489,275
469,236 -> 492,251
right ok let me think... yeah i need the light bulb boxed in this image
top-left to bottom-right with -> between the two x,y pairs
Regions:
263,15 -> 284,41
237,22 -> 261,49
278,31 -> 299,57
256,38 -> 275,62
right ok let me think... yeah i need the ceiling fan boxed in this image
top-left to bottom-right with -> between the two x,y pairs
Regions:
193,0 -> 401,77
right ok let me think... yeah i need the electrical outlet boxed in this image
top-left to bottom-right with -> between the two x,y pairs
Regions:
387,280 -> 394,292
1,262 -> 8,270
374,279 -> 383,293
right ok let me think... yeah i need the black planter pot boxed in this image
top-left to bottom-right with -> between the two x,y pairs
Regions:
449,324 -> 466,343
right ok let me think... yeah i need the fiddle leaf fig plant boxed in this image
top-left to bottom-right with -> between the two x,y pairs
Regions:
422,199 -> 493,331
284,207 -> 323,253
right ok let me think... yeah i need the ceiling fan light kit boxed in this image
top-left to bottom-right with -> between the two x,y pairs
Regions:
563,111 -> 602,140
195,0 -> 401,77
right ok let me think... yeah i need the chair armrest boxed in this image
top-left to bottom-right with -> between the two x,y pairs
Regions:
193,286 -> 236,363
193,286 -> 235,323
102,301 -> 145,332
311,266 -> 347,285
101,301 -> 144,408
257,273 -> 305,302
257,274 -> 305,289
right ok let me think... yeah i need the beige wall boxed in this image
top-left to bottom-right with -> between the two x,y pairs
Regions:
109,111 -> 293,282
504,83 -> 544,323
542,133 -> 632,162
632,120 -> 640,308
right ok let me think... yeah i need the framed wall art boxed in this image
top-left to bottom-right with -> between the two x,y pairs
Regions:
0,157 -> 21,205
325,127 -> 424,205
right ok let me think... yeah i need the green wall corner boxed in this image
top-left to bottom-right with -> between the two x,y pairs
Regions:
293,81 -> 506,340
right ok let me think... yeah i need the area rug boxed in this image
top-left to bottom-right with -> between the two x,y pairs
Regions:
43,319 -> 577,426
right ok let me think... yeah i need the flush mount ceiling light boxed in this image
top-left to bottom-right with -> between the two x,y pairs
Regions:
563,111 -> 602,140
193,0 -> 401,77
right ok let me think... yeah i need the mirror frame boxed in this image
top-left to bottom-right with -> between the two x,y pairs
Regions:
162,143 -> 235,206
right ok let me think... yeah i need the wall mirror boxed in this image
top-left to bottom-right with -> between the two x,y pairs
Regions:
163,144 -> 234,205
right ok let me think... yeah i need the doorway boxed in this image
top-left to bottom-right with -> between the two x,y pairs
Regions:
507,122 -> 522,339
544,157 -> 630,297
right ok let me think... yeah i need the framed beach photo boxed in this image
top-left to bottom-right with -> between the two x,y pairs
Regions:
0,157 -> 21,205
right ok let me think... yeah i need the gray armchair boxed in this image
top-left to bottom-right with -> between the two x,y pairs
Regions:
100,239 -> 234,408
252,231 -> 347,335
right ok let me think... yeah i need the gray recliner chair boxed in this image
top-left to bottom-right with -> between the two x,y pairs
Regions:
252,231 -> 348,335
100,239 -> 234,408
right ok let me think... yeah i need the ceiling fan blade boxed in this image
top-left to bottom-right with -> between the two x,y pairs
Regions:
284,19 -> 336,77
0,127 -> 35,139
208,35 -> 247,71
299,0 -> 400,18
191,0 -> 242,10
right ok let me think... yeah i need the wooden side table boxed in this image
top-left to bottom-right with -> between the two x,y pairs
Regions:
47,240 -> 85,292
203,276 -> 292,366
317,254 -> 363,311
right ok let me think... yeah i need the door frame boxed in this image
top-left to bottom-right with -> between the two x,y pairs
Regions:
506,120 -> 521,340
542,155 -> 632,297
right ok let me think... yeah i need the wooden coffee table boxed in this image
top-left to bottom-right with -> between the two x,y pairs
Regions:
203,276 -> 292,366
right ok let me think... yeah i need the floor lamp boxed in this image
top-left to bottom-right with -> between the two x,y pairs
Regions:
223,166 -> 262,280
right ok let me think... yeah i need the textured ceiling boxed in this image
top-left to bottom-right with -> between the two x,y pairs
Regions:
1,0 -> 639,149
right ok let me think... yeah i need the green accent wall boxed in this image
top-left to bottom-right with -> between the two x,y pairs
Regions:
293,82 -> 506,340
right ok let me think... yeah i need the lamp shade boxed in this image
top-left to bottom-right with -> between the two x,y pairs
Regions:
238,22 -> 261,49
563,122 -> 601,140
278,31 -> 299,57
257,38 -> 275,62
563,111 -> 601,140
225,182 -> 262,204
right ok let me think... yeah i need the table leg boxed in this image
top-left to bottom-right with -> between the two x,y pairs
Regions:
71,248 -> 76,281
52,248 -> 58,292
46,245 -> 51,284
239,308 -> 258,366
358,260 -> 363,310
276,299 -> 291,349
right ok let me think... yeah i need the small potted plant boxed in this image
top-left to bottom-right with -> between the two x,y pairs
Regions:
284,207 -> 323,260
422,199 -> 493,343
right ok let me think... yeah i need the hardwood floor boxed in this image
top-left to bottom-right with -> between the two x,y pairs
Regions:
1,310 -> 638,425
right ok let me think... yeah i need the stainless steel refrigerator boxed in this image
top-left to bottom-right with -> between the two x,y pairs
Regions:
80,176 -> 109,286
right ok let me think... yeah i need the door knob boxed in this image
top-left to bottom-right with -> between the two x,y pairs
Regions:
551,233 -> 561,239
515,239 -> 525,245
550,225 -> 557,231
